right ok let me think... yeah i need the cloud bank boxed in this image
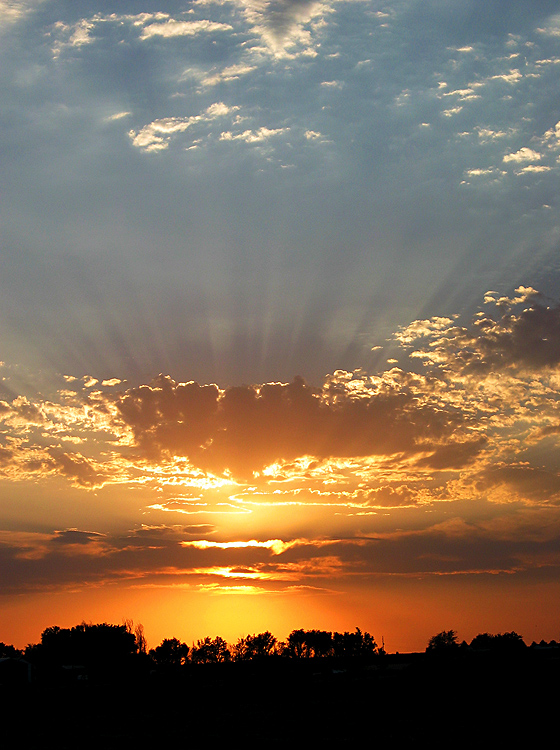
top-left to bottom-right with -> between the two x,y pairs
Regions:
2,288 -> 560,600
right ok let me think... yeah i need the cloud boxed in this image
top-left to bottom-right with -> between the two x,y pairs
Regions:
219,126 -> 288,143
0,0 -> 43,28
47,449 -> 105,488
129,103 -> 238,151
476,464 -> 560,505
0,287 -> 557,519
112,371 -> 470,478
104,112 -> 131,123
415,437 -> 488,470
503,147 -> 542,163
491,69 -> 522,84
202,63 -> 257,86
140,19 -> 233,39
234,0 -> 328,56
51,528 -> 106,547
400,288 -> 560,375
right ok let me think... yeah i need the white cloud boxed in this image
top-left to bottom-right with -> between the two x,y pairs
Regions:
503,147 -> 542,163
491,69 -> 522,84
517,165 -> 551,174
219,126 -> 287,143
0,0 -> 41,28
442,106 -> 462,117
140,19 -> 232,39
105,112 -> 131,122
536,14 -> 560,37
476,127 -> 509,141
543,121 -> 560,148
465,168 -> 494,176
202,63 -> 257,86
442,88 -> 479,101
130,103 -> 237,152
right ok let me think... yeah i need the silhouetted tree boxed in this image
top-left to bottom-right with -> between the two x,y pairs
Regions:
190,636 -> 230,664
284,627 -> 376,659
150,638 -> 190,667
285,629 -> 307,658
232,631 -> 277,661
0,642 -> 22,659
332,628 -> 377,658
302,629 -> 333,658
123,619 -> 148,654
426,630 -> 459,652
471,632 -> 526,652
470,632 -> 494,651
31,622 -> 138,674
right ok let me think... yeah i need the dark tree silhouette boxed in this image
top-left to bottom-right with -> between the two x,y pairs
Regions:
0,642 -> 22,659
232,631 -> 277,660
285,629 -> 307,658
150,638 -> 190,667
426,630 -> 459,652
190,636 -> 230,664
30,622 -> 138,675
471,631 -> 526,652
284,627 -> 376,659
332,628 -> 377,658
303,629 -> 333,658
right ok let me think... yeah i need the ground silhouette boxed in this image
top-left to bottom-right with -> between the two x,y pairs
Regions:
1,623 -> 558,748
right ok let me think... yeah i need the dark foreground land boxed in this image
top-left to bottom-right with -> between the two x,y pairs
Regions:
2,649 -> 559,748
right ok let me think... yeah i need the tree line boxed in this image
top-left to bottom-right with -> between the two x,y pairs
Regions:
0,623 -> 379,673
2,622 -> 559,677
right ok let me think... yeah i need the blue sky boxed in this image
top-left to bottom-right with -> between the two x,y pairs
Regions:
2,0 -> 560,386
2,1 -> 560,649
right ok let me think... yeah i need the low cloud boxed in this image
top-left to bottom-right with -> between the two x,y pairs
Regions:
0,287 -> 559,520
113,372 -> 467,478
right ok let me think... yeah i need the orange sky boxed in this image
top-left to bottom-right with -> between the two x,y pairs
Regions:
2,287 -> 560,651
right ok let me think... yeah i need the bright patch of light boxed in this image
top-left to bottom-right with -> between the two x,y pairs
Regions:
181,539 -> 292,554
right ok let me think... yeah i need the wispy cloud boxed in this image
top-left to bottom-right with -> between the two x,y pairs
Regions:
129,103 -> 238,151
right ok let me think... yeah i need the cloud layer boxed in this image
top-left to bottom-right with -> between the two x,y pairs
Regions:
2,288 -> 560,607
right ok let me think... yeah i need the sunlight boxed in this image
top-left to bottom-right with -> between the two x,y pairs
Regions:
181,539 -> 292,555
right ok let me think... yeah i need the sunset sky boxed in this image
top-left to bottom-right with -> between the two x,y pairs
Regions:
2,0 -> 560,652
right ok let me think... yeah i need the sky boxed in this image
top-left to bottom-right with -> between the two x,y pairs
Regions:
1,0 -> 560,652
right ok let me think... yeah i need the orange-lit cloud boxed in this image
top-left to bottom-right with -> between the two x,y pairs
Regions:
1,288 -> 560,620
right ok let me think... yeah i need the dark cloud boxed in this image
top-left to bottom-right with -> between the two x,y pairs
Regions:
415,436 -> 488,470
365,485 -> 419,508
5,511 -> 560,597
477,463 -> 560,504
114,373 -> 467,477
51,528 -> 106,545
47,450 -> 105,488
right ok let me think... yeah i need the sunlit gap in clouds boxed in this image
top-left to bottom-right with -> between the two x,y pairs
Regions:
182,538 -> 292,554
